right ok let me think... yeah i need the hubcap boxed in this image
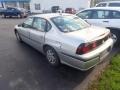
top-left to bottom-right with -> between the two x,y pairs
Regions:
46,50 -> 56,64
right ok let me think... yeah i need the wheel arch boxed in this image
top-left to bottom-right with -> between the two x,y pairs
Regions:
43,44 -> 61,66
14,29 -> 18,34
43,44 -> 53,53
43,44 -> 60,55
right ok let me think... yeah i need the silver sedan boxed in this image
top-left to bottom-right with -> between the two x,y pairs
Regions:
14,13 -> 115,71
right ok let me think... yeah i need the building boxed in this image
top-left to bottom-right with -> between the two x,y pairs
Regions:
30,0 -> 91,13
0,0 -> 91,13
0,0 -> 30,10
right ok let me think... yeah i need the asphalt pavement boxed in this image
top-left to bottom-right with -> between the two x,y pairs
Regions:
0,17 -> 119,90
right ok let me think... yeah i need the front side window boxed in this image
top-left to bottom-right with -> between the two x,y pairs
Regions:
96,3 -> 107,7
91,10 -> 110,19
109,3 -> 120,7
23,17 -> 34,28
33,18 -> 46,32
77,10 -> 92,19
51,16 -> 90,32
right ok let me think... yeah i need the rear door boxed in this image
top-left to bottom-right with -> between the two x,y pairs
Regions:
77,9 -> 111,28
6,8 -> 13,16
109,10 -> 120,29
89,10 -> 111,27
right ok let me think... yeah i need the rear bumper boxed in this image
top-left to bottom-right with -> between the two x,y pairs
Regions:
59,38 -> 114,71
60,48 -> 110,71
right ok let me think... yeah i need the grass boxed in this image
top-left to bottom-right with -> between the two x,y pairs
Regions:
88,54 -> 120,90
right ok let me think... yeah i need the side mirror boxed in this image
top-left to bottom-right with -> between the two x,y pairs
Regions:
18,24 -> 22,27
18,23 -> 25,27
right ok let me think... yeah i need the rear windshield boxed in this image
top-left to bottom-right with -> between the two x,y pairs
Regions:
51,15 -> 90,33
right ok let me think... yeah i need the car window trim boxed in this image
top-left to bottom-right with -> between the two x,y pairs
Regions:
80,9 -> 120,19
90,9 -> 111,19
77,10 -> 93,19
109,10 -> 120,19
22,17 -> 34,28
32,17 -> 52,32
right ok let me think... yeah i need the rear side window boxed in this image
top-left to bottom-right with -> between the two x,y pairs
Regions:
111,11 -> 120,19
96,3 -> 107,7
109,3 -> 120,7
91,10 -> 110,19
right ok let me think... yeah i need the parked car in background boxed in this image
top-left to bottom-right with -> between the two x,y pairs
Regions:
96,1 -> 120,7
65,8 -> 76,14
76,7 -> 120,46
14,13 -> 115,71
0,7 -> 5,15
2,7 -> 28,18
51,6 -> 60,13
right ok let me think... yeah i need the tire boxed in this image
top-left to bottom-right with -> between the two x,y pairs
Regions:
15,31 -> 22,42
45,46 -> 60,67
2,14 -> 6,18
110,29 -> 120,47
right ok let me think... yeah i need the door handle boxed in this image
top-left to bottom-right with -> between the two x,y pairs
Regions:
103,21 -> 109,23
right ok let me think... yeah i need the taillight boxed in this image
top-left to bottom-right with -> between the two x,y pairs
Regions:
76,42 -> 97,55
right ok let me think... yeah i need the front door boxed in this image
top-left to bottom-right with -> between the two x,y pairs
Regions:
87,10 -> 111,28
18,17 -> 34,43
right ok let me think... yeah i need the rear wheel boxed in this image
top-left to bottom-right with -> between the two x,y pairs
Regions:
110,28 -> 120,47
45,46 -> 60,67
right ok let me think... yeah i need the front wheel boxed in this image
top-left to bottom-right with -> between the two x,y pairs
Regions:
15,31 -> 22,42
2,14 -> 6,18
45,46 -> 60,67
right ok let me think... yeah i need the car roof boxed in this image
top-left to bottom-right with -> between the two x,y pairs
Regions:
30,13 -> 73,19
82,7 -> 120,12
99,1 -> 120,3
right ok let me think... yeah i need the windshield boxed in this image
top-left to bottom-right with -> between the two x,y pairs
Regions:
51,15 -> 90,32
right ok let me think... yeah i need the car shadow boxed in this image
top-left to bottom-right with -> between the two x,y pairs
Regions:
10,41 -> 94,90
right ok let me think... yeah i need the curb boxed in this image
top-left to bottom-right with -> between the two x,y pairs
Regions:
74,48 -> 120,90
